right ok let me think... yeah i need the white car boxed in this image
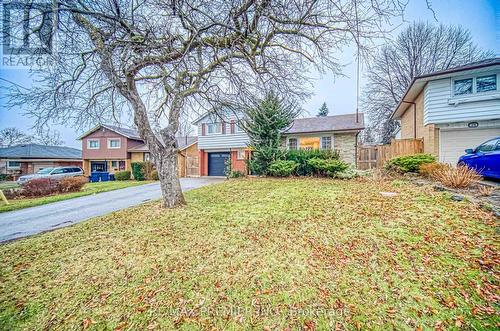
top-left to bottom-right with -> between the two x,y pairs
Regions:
17,167 -> 84,184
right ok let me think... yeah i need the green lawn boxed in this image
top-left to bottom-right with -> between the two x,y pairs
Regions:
0,178 -> 498,330
0,180 -> 155,213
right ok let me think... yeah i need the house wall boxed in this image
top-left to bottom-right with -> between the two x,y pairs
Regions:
82,127 -> 143,160
1,159 -> 82,176
178,143 -> 199,177
423,69 -> 500,126
333,133 -> 357,165
399,91 -> 440,156
196,111 -> 249,149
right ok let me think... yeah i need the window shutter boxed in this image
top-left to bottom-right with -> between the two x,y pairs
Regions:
201,123 -> 206,136
222,121 -> 226,134
230,120 -> 235,134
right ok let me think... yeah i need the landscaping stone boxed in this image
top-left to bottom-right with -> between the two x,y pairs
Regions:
380,192 -> 398,197
451,194 -> 464,202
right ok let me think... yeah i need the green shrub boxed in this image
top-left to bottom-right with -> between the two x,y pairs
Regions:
114,170 -> 131,180
285,149 -> 339,176
228,170 -> 245,178
151,170 -> 159,181
385,153 -> 436,173
306,158 -> 349,176
131,162 -> 145,180
268,160 -> 297,177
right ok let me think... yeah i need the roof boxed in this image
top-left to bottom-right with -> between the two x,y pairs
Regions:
0,144 -> 82,159
284,113 -> 365,134
391,57 -> 500,119
127,136 -> 198,152
78,124 -> 142,140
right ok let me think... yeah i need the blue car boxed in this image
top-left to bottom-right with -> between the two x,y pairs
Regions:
458,136 -> 500,179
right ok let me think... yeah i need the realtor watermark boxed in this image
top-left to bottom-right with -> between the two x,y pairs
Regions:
1,0 -> 56,69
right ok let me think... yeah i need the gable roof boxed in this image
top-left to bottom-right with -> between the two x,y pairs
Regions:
0,144 -> 82,159
284,113 -> 364,134
127,136 -> 198,152
391,57 -> 500,119
78,124 -> 142,140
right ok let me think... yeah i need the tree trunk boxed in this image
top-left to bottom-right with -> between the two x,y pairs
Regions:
156,147 -> 186,208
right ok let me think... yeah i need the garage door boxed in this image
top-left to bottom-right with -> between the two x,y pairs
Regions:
440,128 -> 500,165
208,152 -> 230,176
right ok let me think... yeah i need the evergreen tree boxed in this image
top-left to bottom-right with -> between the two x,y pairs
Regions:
244,92 -> 299,175
317,102 -> 329,117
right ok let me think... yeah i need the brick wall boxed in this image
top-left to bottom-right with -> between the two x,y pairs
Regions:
399,91 -> 439,156
333,133 -> 357,165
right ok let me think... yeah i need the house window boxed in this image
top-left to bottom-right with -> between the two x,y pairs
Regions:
321,136 -> 332,150
7,161 -> 21,169
207,123 -> 222,135
237,149 -> 245,160
453,78 -> 473,96
108,138 -> 121,149
476,74 -> 497,93
111,160 -> 118,168
87,139 -> 100,149
144,153 -> 150,162
288,138 -> 298,150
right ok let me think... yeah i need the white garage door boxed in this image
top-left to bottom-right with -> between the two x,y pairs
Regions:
440,128 -> 500,165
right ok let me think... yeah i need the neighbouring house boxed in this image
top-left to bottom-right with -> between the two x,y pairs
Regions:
0,144 -> 82,177
194,110 -> 364,176
391,58 -> 500,164
79,124 -> 198,177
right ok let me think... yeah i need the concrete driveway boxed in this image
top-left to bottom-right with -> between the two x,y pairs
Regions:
0,177 -> 223,243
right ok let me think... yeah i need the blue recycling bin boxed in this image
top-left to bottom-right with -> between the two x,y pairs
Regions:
101,172 -> 110,182
90,172 -> 100,182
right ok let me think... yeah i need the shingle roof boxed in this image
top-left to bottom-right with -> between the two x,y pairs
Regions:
413,57 -> 500,80
78,124 -> 142,140
284,113 -> 364,134
127,136 -> 198,152
0,144 -> 82,159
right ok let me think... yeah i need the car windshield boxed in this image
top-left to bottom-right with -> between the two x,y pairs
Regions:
37,168 -> 54,174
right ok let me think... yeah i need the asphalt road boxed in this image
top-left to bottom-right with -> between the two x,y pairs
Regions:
0,177 -> 224,243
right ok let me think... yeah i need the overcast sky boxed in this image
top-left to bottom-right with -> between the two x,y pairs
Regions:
1,0 -> 498,148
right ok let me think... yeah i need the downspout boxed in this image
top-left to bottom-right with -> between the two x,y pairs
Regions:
355,131 -> 360,169
401,100 -> 417,139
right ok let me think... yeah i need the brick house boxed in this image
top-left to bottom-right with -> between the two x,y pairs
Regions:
79,124 -> 198,177
391,58 -> 500,164
0,144 -> 82,177
194,110 -> 364,176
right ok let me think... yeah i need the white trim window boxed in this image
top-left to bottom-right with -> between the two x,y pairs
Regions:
207,122 -> 222,135
453,78 -> 473,96
87,139 -> 100,149
7,161 -> 21,169
476,74 -> 497,93
236,149 -> 245,160
288,138 -> 298,150
321,136 -> 332,150
453,74 -> 498,96
108,138 -> 121,149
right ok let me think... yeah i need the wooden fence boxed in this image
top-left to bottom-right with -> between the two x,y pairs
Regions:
357,138 -> 424,170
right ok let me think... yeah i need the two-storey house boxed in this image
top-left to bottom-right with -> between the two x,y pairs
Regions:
79,124 -> 198,177
194,110 -> 364,176
391,58 -> 500,164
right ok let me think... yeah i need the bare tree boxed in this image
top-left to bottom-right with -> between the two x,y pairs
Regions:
5,0 -> 407,207
363,22 -> 492,143
0,127 -> 32,147
33,129 -> 65,146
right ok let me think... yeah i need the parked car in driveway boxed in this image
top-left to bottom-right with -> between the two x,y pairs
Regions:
458,137 -> 500,179
16,166 -> 84,184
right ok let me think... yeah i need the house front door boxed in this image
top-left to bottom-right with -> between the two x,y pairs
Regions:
91,161 -> 107,172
